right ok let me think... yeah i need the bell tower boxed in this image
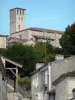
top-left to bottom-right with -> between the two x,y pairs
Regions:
10,8 -> 26,34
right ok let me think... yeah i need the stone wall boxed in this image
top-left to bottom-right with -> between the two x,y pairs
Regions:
55,76 -> 75,100
51,56 -> 75,84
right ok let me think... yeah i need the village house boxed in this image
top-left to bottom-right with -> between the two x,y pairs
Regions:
0,35 -> 7,48
31,63 -> 49,100
31,56 -> 75,100
0,56 -> 7,100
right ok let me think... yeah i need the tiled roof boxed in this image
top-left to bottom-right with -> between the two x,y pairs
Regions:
8,37 -> 27,43
28,27 -> 64,34
11,27 -> 64,35
2,56 -> 22,68
30,63 -> 48,75
52,71 -> 75,85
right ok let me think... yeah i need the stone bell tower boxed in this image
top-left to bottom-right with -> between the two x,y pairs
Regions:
10,8 -> 26,34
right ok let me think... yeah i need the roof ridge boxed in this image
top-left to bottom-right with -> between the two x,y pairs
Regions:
11,27 -> 63,35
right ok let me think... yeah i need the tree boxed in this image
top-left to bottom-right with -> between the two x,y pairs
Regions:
18,75 -> 31,91
60,22 -> 75,56
34,41 -> 61,62
2,42 -> 62,77
3,44 -> 40,76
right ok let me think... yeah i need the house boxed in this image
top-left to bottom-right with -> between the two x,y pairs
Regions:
0,56 -> 24,100
0,35 -> 7,48
53,71 -> 75,100
31,63 -> 50,100
51,56 -> 75,100
31,56 -> 75,100
8,8 -> 63,47
0,56 -> 7,100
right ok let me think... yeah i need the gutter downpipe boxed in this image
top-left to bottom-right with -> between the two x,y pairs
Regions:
48,63 -> 51,91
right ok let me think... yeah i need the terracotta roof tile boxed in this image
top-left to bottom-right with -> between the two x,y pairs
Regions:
28,27 -> 64,34
8,37 -> 27,43
11,27 -> 64,35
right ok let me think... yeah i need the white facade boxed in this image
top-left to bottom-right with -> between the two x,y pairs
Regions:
31,63 -> 49,100
10,8 -> 26,34
51,56 -> 75,84
55,76 -> 75,100
31,56 -> 75,100
0,35 -> 7,48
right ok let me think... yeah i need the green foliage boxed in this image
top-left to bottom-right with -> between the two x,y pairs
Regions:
34,42 -> 46,59
34,41 -> 62,62
42,53 -> 55,62
2,42 -> 62,77
18,74 -> 22,84
53,47 -> 63,55
18,76 -> 31,91
0,48 -> 6,55
3,44 -> 40,76
60,22 -> 75,56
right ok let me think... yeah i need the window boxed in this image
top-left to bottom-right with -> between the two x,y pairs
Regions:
22,10 -> 24,15
20,9 -> 21,15
17,9 -> 19,14
21,17 -> 23,21
18,25 -> 20,31
19,17 -> 20,20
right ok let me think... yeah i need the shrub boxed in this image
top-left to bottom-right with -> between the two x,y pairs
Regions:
18,76 -> 31,91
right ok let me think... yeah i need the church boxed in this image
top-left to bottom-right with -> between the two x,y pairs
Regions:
8,8 -> 63,47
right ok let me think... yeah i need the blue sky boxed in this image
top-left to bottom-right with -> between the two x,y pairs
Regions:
0,0 -> 75,35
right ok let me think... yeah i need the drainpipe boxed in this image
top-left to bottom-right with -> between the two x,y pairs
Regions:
48,64 -> 51,91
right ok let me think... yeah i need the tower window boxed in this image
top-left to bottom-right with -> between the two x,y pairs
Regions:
22,10 -> 24,15
17,9 -> 19,14
19,17 -> 20,20
18,25 -> 20,31
20,9 -> 21,15
21,17 -> 23,21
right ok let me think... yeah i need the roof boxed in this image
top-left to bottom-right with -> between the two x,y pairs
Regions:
10,7 -> 26,11
8,37 -> 27,44
0,56 -> 6,77
0,35 -> 8,37
52,71 -> 75,85
30,55 -> 75,76
11,27 -> 64,35
28,27 -> 64,34
2,56 -> 22,68
30,63 -> 48,76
